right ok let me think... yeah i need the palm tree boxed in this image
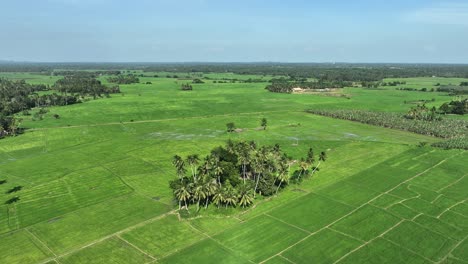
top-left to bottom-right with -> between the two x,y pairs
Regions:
249,140 -> 257,151
202,178 -> 217,208
298,158 -> 309,180
172,155 -> 186,180
238,183 -> 254,208
186,154 -> 200,182
319,151 -> 327,162
223,186 -> 238,208
252,154 -> 264,197
235,141 -> 249,183
261,117 -> 267,130
191,184 -> 206,212
306,147 -> 315,164
311,151 -> 327,176
226,122 -> 235,132
174,183 -> 191,211
212,187 -> 225,208
276,156 -> 290,194
199,155 -> 212,177
212,156 -> 224,186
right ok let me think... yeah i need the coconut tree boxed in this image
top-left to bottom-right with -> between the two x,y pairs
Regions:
261,117 -> 268,130
174,183 -> 191,211
235,141 -> 250,183
306,147 -> 315,164
276,156 -> 290,194
298,158 -> 309,180
238,183 -> 254,208
202,178 -> 218,208
252,152 -> 265,196
223,186 -> 238,208
186,154 -> 200,182
311,151 -> 327,176
319,151 -> 327,162
191,184 -> 206,212
212,187 -> 225,208
212,155 -> 224,186
226,122 -> 235,132
172,155 -> 186,180
199,155 -> 213,177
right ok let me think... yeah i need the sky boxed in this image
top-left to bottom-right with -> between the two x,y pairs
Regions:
1,0 -> 468,63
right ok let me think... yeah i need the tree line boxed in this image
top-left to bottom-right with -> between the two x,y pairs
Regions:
439,99 -> 468,115
266,77 -> 352,93
307,109 -> 467,140
107,74 -> 140,84
169,140 -> 326,211
3,62 -> 468,81
0,76 -> 120,138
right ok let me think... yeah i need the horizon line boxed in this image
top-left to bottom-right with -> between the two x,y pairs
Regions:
1,60 -> 468,66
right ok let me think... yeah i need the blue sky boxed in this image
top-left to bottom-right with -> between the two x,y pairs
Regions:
1,0 -> 468,63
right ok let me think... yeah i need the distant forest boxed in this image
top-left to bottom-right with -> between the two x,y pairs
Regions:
2,62 -> 468,81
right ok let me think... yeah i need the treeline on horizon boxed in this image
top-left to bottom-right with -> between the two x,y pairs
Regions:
2,62 -> 468,81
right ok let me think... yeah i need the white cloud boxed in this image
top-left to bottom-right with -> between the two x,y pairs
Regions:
403,2 -> 468,26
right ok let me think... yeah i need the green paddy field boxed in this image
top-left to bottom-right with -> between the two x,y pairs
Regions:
0,73 -> 467,263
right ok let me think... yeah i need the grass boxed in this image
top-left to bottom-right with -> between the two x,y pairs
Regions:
0,230 -> 53,263
383,221 -> 457,262
281,229 -> 362,264
214,215 -> 309,262
330,205 -> 401,241
120,214 -> 205,258
159,238 -> 252,264
0,73 -> 466,263
27,194 -> 170,254
58,237 -> 153,264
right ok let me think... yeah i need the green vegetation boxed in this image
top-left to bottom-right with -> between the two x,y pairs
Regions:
266,78 -> 352,93
439,99 -> 468,115
170,141 -> 324,210
0,76 -> 119,138
307,109 -> 467,139
180,83 -> 193,90
0,65 -> 466,264
107,74 -> 140,84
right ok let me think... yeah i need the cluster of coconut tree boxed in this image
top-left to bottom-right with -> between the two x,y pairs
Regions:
405,104 -> 440,121
169,140 -> 326,211
432,136 -> 468,150
307,109 -> 468,139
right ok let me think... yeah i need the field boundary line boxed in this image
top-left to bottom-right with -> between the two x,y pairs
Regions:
264,213 -> 311,234
308,191 -> 357,208
327,227 -> 365,243
439,234 -> 468,264
332,220 -> 406,264
278,254 -> 297,264
0,191 -> 137,238
437,199 -> 466,219
148,217 -> 237,260
35,210 -> 178,264
437,174 -> 467,193
116,235 -> 156,261
185,221 -> 256,264
260,152 -> 458,264
381,237 -> 436,263
431,194 -> 444,204
25,228 -> 57,257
